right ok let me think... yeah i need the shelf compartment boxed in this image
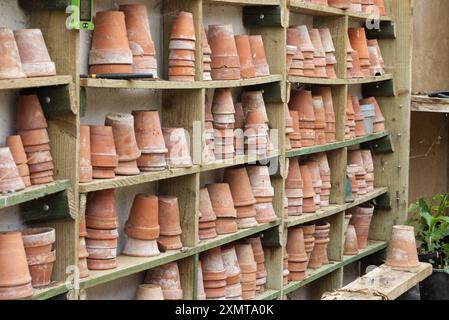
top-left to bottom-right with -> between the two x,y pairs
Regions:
286,132 -> 390,158
288,74 -> 393,85
0,180 -> 71,209
80,75 -> 282,90
0,75 -> 72,90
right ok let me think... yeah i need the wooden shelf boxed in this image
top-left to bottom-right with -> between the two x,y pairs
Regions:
0,180 -> 71,209
0,75 -> 72,90
411,95 -> 449,113
285,187 -> 388,228
205,0 -> 281,6
342,240 -> 388,267
286,132 -> 390,158
255,289 -> 281,300
80,221 -> 280,290
201,152 -> 279,173
288,0 -> 393,21
288,74 -> 393,86
28,282 -> 68,300
80,75 -> 282,90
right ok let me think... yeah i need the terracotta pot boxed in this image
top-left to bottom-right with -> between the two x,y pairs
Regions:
241,90 -> 268,123
123,238 -> 160,257
289,90 -> 315,123
344,225 -> 359,255
215,218 -> 238,235
87,258 -> 117,270
248,237 -> 264,263
0,147 -> 26,193
344,214 -> 352,234
162,128 -> 193,167
170,11 -> 195,41
14,29 -> 56,77
308,237 -> 330,269
144,262 -> 183,300
89,11 -> 132,71
85,237 -> 117,249
0,232 -> 34,299
253,202 -> 277,223
21,227 -> 55,256
6,135 -> 27,165
105,113 -> 141,162
385,225 -> 420,269
0,28 -> 26,79
199,188 -> 217,223
125,194 -> 159,240
235,243 -> 257,274
158,196 -> 182,236
287,228 -> 308,261
78,257 -> 89,279
223,167 -> 256,207
201,247 -> 226,281
90,125 -> 119,170
133,110 -> 167,154
246,165 -> 274,197
119,4 -> 155,56
27,160 -> 53,174
26,250 -> 56,287
26,150 -> 53,165
79,125 -> 93,183
78,237 -> 89,259
348,28 -> 370,62
208,24 -> 240,80
235,35 -> 256,79
212,88 -> 235,115
248,35 -> 270,77
16,95 -> 48,131
207,183 -> 237,218
294,25 -> 315,55
348,204 -> 374,248
23,143 -> 50,153
361,149 -> 374,172
221,245 -> 241,285
135,284 -> 164,300
197,261 -> 207,300
86,228 -> 119,240
137,153 -> 167,171
299,164 -> 316,201
309,29 -> 326,62
85,189 -> 118,230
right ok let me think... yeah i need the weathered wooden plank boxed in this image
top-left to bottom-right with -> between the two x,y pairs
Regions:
411,95 -> 449,113
28,281 -> 69,300
288,74 -> 393,85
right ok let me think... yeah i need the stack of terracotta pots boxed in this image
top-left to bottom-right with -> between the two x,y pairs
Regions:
157,196 -> 183,250
133,111 -> 168,171
89,11 -> 133,74
348,150 -> 367,195
345,96 -> 356,140
360,97 -> 385,133
221,245 -> 242,300
204,95 -> 216,163
203,29 -> 212,81
249,237 -> 267,293
287,228 -> 308,281
120,4 -> 158,77
135,284 -> 164,300
311,153 -> 332,206
21,227 -> 56,287
289,90 -> 316,147
145,262 -> 183,300
105,113 -> 141,175
351,96 -> 367,138
224,168 -> 258,229
235,243 -> 257,300
0,232 -> 33,299
361,149 -> 375,192
6,138 -> 28,182
212,89 -> 235,160
168,12 -> 196,81
207,183 -> 238,235
344,224 -> 359,256
309,28 -> 327,78
288,110 -> 301,149
367,39 -> 385,76
295,26 -> 315,77
285,105 -> 295,150
201,247 -> 227,300
312,96 -> 326,145
249,35 -> 270,77
312,87 -> 336,143
320,28 -> 337,78
347,164 -> 359,198
385,225 -> 420,269
283,248 -> 290,285
301,164 -> 318,213
348,203 -> 374,249
89,125 -> 119,179
301,224 -> 316,263
234,102 -> 246,156
285,158 -> 303,216
123,194 -> 160,257
16,95 -> 55,185
305,161 -> 322,209
308,222 -> 331,269
235,35 -> 256,79
85,189 -> 118,270
79,126 -> 93,183
163,128 -> 193,167
348,28 -> 374,77
199,188 -> 218,240
208,25 -> 241,80
78,215 -> 89,278
286,28 -> 303,76
0,28 -> 26,79
0,147 -> 25,193
247,166 -> 277,223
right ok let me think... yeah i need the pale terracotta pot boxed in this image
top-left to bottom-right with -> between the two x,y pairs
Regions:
125,194 -> 159,240
144,262 -> 183,300
135,284 -> 164,300
344,225 -> 359,255
0,28 -> 26,79
386,225 -> 420,269
162,128 -> 193,167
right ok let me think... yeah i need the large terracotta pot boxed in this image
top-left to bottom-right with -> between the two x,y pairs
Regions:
125,194 -> 159,240
386,225 -> 420,269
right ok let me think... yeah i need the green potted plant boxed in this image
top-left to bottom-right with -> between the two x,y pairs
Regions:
408,193 -> 449,300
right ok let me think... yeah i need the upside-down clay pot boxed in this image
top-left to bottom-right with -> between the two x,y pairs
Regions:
287,228 -> 308,261
85,189 -> 118,230
125,194 -> 160,240
248,35 -> 270,77
89,125 -> 119,173
241,90 -> 268,123
206,183 -> 237,218
79,125 -> 93,183
208,24 -> 241,80
300,164 -> 316,198
348,204 -> 374,248
16,95 -> 48,131
123,237 -> 160,257
157,196 -> 183,250
6,135 -> 27,165
135,284 -> 164,300
0,28 -> 26,79
89,11 -> 133,74
201,247 -> 226,280
235,243 -> 257,274
133,110 -> 167,154
162,128 -> 193,168
14,29 -> 56,77
26,250 -> 56,287
0,232 -> 33,300
235,35 -> 256,79
144,262 -> 183,300
199,188 -> 217,240
0,147 -> 26,193
170,12 -> 195,41
385,225 -> 420,269
344,225 -> 359,255
223,167 -> 257,207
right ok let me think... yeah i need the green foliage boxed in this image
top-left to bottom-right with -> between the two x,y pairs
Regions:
407,194 -> 449,268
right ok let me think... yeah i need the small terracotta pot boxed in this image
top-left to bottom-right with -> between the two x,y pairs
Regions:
247,165 -> 274,198
249,237 -> 264,263
308,237 -> 330,269
223,167 -> 256,207
349,204 -> 374,248
133,110 -> 167,154
135,284 -> 164,300
201,247 -> 226,281
79,125 -> 93,183
294,25 -> 315,55
87,258 -> 117,270
385,225 -> 420,269
90,125 -> 119,170
158,195 -> 182,237
0,28 -> 26,79
125,194 -> 159,240
241,90 -> 269,123
221,245 -> 241,284
289,90 -> 315,123
21,227 -> 55,256
6,135 -> 27,165
248,35 -> 270,77
235,243 -> 257,274
348,28 -> 370,60
26,250 -> 56,287
105,113 -> 141,162
86,228 -> 119,240
0,147 -> 25,193
14,29 -> 56,77
16,95 -> 48,131
85,189 -> 118,230
254,202 -> 277,223
206,183 -> 237,218
212,88 -> 235,115
123,238 -> 160,257
287,228 -> 308,261
162,128 -> 193,167
170,11 -> 195,41
299,164 -> 316,200
344,225 -> 359,255
137,153 -> 167,171
235,35 -> 256,79
215,218 -> 238,235
199,188 -> 217,223
197,261 -> 207,300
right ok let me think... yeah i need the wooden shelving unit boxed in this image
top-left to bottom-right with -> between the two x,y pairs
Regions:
0,0 -> 411,300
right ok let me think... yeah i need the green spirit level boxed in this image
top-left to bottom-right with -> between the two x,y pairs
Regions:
68,0 -> 94,30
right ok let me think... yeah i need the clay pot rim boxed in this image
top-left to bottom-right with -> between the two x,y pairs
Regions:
21,227 -> 55,247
